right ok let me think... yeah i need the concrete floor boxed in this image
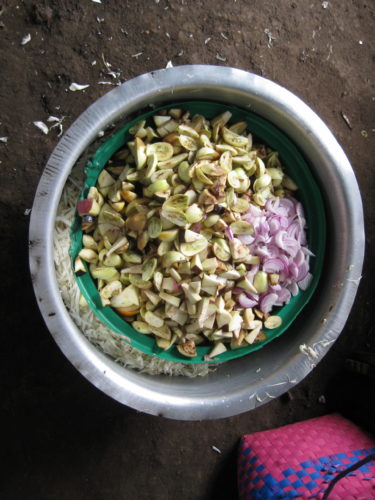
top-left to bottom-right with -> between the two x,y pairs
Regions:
1,1 -> 374,499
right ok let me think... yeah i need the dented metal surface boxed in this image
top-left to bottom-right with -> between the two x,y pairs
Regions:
29,65 -> 364,420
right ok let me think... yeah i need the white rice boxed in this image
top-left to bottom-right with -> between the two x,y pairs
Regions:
53,166 -> 210,377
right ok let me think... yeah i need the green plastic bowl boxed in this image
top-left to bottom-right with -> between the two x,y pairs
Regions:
70,101 -> 326,364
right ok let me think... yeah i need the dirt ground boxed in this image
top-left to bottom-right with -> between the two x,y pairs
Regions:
1,1 -> 374,499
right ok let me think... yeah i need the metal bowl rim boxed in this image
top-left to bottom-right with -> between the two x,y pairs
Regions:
29,65 -> 364,420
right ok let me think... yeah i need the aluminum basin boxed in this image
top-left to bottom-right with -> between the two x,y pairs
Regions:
29,65 -> 364,420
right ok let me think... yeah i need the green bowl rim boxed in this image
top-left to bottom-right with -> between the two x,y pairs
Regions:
70,100 -> 326,364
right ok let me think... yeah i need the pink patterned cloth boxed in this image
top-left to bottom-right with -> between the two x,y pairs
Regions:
238,414 -> 375,499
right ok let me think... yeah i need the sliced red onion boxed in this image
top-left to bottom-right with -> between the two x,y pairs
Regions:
190,222 -> 201,233
172,279 -> 180,293
225,226 -> 234,241
279,216 -> 289,229
258,220 -> 270,236
240,194 -> 313,314
238,293 -> 258,308
259,293 -> 279,314
236,287 -> 259,302
296,259 -> 309,282
263,257 -> 285,273
288,281 -> 299,297
262,244 -> 282,259
279,253 -> 290,264
279,197 -> 296,215
244,291 -> 260,302
296,213 -> 306,233
278,254 -> 291,277
277,287 -> 291,304
268,217 -> 281,234
298,272 -> 313,291
294,249 -> 305,267
269,284 -> 282,292
258,244 -> 280,260
288,261 -> 299,280
282,237 -> 299,258
266,197 -> 279,213
256,234 -> 270,244
247,204 -> 263,217
287,220 -> 302,241
255,244 -> 272,258
275,230 -> 287,249
302,246 -> 315,257
238,234 -> 254,245
296,201 -> 305,218
268,198 -> 289,216
246,266 -> 259,283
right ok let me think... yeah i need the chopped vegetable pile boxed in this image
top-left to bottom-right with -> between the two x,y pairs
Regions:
74,108 -> 312,359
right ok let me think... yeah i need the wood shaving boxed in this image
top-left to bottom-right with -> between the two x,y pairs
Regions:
69,83 -> 90,91
265,392 -> 276,399
340,112 -> 352,129
101,53 -> 112,71
212,445 -> 222,454
21,33 -> 31,45
346,276 -> 362,285
267,381 -> 287,387
299,343 -> 319,359
48,116 -> 65,137
33,121 -> 49,135
54,170 -> 210,378
215,53 -> 227,62
326,44 -> 333,61
107,71 -> 120,78
264,28 -> 276,48
312,339 -> 335,350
